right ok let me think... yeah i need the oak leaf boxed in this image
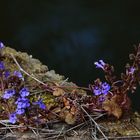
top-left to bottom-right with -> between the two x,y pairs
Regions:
103,98 -> 122,119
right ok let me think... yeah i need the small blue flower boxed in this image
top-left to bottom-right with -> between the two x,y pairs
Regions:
0,42 -> 4,49
99,96 -> 105,102
94,60 -> 105,70
129,67 -> 135,74
93,82 -> 110,96
33,99 -> 46,109
19,87 -> 29,97
4,71 -> 10,78
14,71 -> 24,81
15,97 -> 30,109
16,108 -> 25,115
9,113 -> 17,124
93,87 -> 102,96
3,89 -> 16,99
0,62 -> 5,70
101,82 -> 110,95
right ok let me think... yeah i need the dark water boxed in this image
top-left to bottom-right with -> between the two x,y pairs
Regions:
0,0 -> 140,111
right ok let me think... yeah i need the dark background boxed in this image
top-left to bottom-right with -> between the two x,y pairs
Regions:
0,0 -> 140,111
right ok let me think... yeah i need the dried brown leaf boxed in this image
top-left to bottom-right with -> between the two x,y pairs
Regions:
103,98 -> 122,119
70,106 -> 77,115
63,97 -> 70,109
53,88 -> 65,96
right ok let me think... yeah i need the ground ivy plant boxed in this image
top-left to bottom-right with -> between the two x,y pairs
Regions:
0,42 -> 46,125
0,41 -> 140,128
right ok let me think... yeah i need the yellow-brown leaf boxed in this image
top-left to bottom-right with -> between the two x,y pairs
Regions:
53,88 -> 65,96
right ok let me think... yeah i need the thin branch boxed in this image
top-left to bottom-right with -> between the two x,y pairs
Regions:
56,125 -> 65,140
11,53 -> 90,92
0,120 -> 14,134
10,53 -> 55,94
11,53 -> 48,87
100,135 -> 140,140
81,105 -> 108,140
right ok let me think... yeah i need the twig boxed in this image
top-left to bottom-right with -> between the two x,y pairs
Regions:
11,53 -> 56,94
30,89 -> 47,96
60,78 -> 69,86
65,122 -> 85,133
100,135 -> 140,140
11,53 -> 89,93
54,85 -> 90,91
80,105 -> 108,140
0,120 -> 14,134
80,130 -> 88,139
11,53 -> 48,87
90,119 -> 98,140
56,125 -> 65,140
0,135 -> 9,140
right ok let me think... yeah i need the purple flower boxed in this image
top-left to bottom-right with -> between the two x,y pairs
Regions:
99,96 -> 105,102
9,113 -> 17,124
94,60 -> 105,70
14,71 -> 24,81
15,97 -> 30,109
129,67 -> 135,74
16,108 -> 25,115
0,62 -> 5,70
0,42 -> 4,49
33,99 -> 46,109
4,71 -> 10,78
19,87 -> 29,97
101,82 -> 110,95
93,82 -> 110,96
3,89 -> 16,99
93,87 -> 102,96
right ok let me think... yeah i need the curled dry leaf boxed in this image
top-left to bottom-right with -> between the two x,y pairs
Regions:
103,98 -> 122,119
53,88 -> 65,96
65,112 -> 76,125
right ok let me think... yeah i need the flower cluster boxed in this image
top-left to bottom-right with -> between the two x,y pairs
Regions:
0,43 -> 30,124
19,87 -> 29,97
91,45 -> 140,119
92,81 -> 110,96
2,87 -> 30,124
3,89 -> 16,99
15,97 -> 30,114
14,71 -> 24,81
94,60 -> 106,70
8,87 -> 46,124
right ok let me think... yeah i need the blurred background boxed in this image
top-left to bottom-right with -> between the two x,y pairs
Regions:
0,0 -> 140,111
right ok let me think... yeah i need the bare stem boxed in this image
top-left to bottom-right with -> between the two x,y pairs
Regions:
81,105 -> 108,140
10,53 -> 52,92
11,53 -> 90,92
